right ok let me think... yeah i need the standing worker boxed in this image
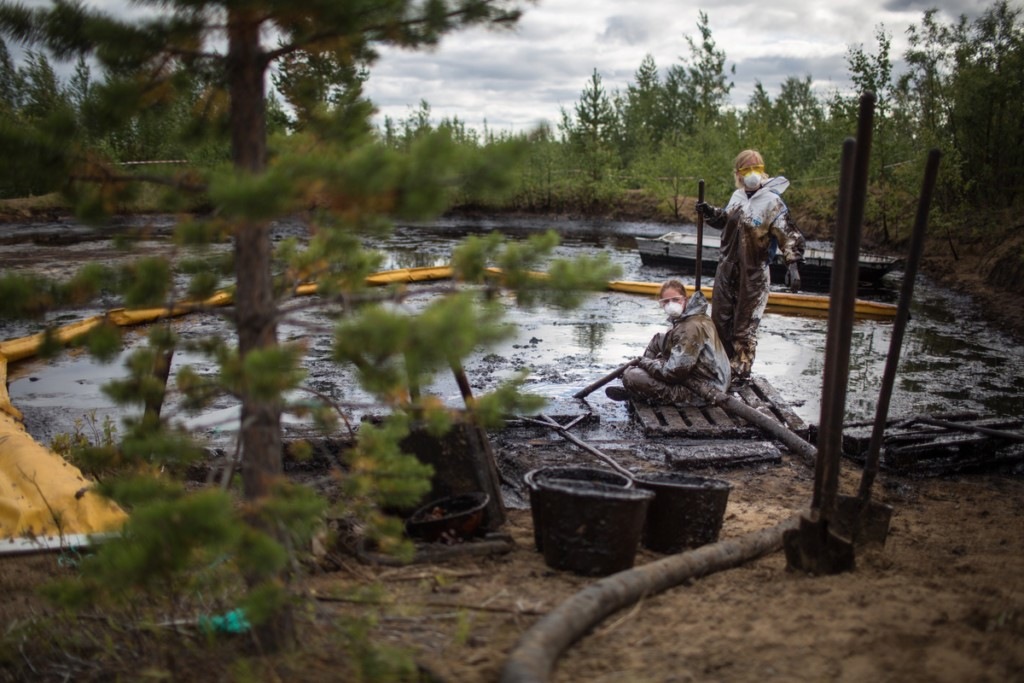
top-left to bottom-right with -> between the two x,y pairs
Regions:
606,280 -> 731,405
696,149 -> 805,385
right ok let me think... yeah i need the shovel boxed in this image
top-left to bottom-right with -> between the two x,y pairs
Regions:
783,93 -> 879,575
831,147 -> 941,547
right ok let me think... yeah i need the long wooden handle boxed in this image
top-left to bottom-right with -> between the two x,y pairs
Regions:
695,179 -> 705,290
572,358 -> 640,400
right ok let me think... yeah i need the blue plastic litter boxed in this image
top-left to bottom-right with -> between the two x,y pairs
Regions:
198,608 -> 251,634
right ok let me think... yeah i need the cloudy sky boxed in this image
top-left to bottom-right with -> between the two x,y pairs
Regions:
360,0 -> 996,132
13,0 -> 1000,132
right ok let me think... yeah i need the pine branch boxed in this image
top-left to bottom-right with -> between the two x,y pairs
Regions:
264,1 -> 518,63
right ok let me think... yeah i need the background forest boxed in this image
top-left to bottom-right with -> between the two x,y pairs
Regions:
2,3 -> 1022,244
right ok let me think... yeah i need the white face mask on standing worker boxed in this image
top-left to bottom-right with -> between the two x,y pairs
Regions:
739,163 -> 765,191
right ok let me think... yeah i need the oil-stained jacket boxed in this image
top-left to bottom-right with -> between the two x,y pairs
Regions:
621,291 -> 731,405
705,176 -> 805,378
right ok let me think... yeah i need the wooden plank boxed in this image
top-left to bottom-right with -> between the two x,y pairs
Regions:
681,406 -> 712,430
696,406 -> 749,437
737,384 -> 768,413
664,439 -> 783,469
704,404 -> 736,426
883,443 -> 1024,476
661,408 -> 689,432
735,383 -> 788,437
633,403 -> 666,435
885,440 -> 1020,472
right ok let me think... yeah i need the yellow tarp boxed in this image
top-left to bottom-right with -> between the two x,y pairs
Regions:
0,356 -> 126,538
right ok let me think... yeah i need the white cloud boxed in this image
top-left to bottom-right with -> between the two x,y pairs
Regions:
362,0 -> 997,133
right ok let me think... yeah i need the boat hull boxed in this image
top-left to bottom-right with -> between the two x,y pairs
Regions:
636,232 -> 900,291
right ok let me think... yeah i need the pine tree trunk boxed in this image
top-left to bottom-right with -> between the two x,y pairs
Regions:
227,9 -> 293,650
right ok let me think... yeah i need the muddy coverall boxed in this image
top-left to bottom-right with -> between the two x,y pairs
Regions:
704,176 -> 805,381
621,292 -> 731,405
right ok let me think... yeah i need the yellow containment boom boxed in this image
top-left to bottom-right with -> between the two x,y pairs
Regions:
606,280 -> 898,319
0,357 -> 127,538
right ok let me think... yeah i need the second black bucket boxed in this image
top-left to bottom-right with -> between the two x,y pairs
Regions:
634,472 -> 732,553
523,466 -> 634,552
535,479 -> 654,576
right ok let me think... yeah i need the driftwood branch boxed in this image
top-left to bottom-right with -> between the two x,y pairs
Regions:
500,515 -> 801,683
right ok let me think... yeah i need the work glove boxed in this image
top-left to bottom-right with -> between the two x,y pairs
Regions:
695,201 -> 717,220
785,262 -> 802,293
638,357 -> 661,376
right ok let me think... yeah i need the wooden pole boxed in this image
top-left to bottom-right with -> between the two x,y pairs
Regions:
572,358 -> 639,400
526,414 -> 635,479
857,148 -> 941,501
695,179 -> 705,290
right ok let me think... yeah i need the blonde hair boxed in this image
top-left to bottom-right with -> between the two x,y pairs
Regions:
733,149 -> 765,188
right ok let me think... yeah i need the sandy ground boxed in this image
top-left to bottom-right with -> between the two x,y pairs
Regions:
299,444 -> 1024,683
4,439 -> 1022,682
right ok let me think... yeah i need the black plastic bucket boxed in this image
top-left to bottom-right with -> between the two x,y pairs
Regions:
633,472 -> 732,553
405,492 -> 490,543
534,479 -> 654,576
524,466 -> 634,552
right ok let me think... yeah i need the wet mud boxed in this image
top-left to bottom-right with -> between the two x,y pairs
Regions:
2,215 -> 1023,464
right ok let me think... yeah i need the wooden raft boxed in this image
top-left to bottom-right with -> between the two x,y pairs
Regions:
631,376 -> 809,440
841,412 -> 1024,475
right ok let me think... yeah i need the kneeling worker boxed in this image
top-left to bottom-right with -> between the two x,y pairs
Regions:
606,279 -> 731,405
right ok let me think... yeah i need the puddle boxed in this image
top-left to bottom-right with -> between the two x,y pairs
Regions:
3,216 -> 1024,450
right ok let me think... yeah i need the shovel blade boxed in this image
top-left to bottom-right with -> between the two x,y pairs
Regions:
832,495 -> 893,548
783,515 -> 855,575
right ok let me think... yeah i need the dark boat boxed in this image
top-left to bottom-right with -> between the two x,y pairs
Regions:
635,232 -> 902,291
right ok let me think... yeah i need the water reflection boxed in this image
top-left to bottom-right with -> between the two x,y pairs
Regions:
572,322 -> 611,357
380,248 -> 448,270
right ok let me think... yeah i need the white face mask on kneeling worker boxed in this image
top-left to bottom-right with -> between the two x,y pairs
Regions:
663,301 -> 685,318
